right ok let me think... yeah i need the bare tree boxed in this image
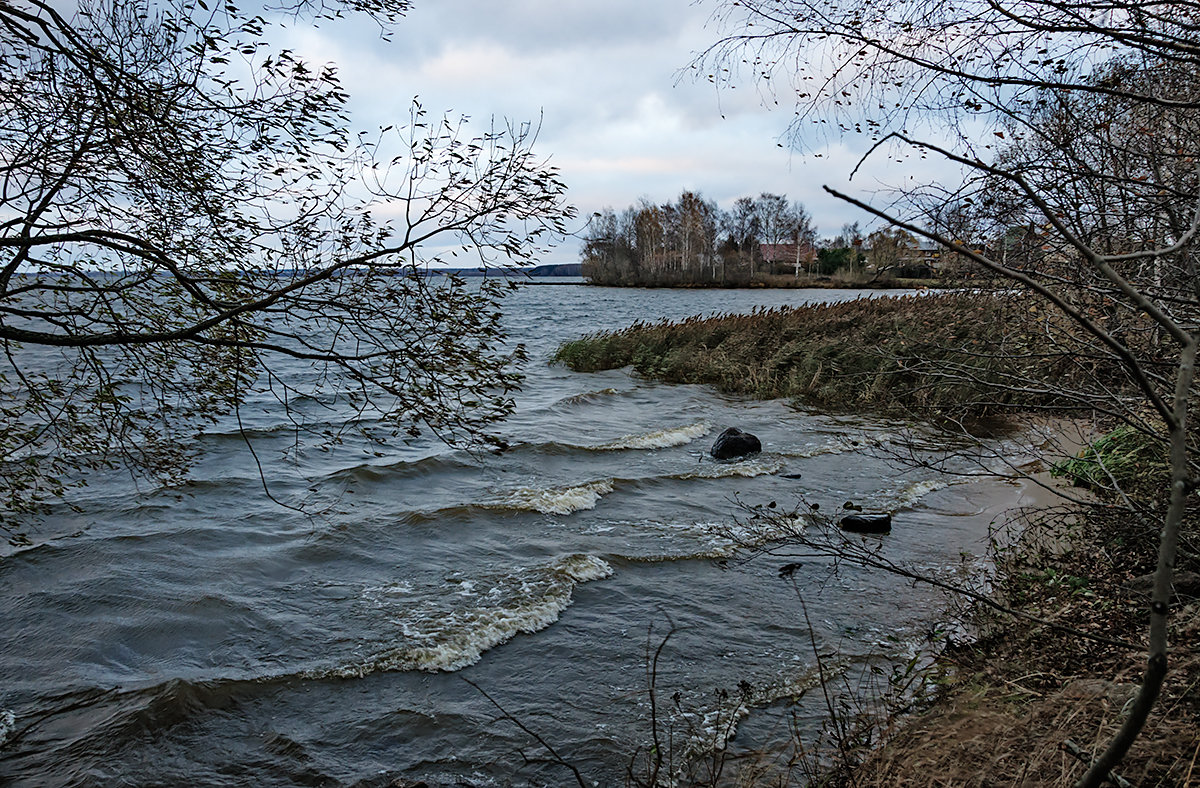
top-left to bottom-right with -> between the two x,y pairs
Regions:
865,226 -> 916,272
699,2 -> 1200,784
581,191 -> 724,286
720,195 -> 761,282
0,0 -> 574,531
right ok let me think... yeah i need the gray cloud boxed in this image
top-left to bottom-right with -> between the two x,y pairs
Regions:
390,0 -> 699,56
277,0 -> 966,262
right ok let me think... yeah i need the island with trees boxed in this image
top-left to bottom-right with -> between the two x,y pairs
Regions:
579,190 -> 981,288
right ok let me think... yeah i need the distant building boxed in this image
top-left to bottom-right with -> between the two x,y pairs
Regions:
904,240 -> 942,269
759,242 -> 817,275
860,237 -> 940,276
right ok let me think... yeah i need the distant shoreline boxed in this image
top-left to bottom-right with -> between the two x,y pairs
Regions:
568,277 -> 946,290
481,275 -> 949,290
431,264 -> 946,290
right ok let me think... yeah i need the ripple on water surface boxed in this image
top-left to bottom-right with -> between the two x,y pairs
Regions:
0,285 -> 1027,787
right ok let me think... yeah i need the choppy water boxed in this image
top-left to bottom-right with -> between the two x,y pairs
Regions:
0,282 -> 1034,786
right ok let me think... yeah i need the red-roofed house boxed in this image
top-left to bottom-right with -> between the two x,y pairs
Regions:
759,242 -> 817,276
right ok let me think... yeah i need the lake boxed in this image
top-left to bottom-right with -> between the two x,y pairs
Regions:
0,282 -> 1037,786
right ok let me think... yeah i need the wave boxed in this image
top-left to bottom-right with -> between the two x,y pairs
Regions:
599,514 -> 810,563
850,477 -> 956,514
592,422 -> 710,451
783,439 -> 856,459
324,454 -> 474,485
593,519 -> 736,563
317,554 -> 613,676
499,421 -> 710,456
482,455 -> 783,517
10,558 -> 615,728
487,480 -> 615,515
393,481 -> 618,524
813,478 -> 958,519
4,678 -> 265,770
672,455 -> 786,480
552,387 -> 621,406
0,707 -> 14,749
894,478 -> 952,508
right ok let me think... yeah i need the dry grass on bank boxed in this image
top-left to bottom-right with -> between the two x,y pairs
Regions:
853,668 -> 1199,787
554,292 -> 1141,421
811,498 -> 1200,788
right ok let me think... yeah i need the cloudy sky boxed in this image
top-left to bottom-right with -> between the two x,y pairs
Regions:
281,0 -> 945,263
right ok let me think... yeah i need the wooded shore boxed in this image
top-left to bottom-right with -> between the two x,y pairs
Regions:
574,273 -> 946,290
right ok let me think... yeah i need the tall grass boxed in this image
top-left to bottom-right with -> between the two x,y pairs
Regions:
553,293 -> 1139,420
1051,423 -> 1169,491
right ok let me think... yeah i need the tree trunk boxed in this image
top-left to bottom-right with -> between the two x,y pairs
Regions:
1076,338 -> 1196,788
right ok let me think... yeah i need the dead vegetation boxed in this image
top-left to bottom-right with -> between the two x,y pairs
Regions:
810,500 -> 1200,788
553,292 -> 1155,422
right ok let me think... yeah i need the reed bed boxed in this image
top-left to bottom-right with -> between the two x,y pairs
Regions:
554,292 -> 1135,421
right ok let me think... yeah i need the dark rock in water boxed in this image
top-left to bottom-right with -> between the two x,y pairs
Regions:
710,427 -> 762,460
839,513 -> 892,535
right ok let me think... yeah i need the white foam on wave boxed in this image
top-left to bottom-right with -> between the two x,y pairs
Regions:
322,554 -> 614,676
895,478 -> 952,508
360,580 -> 414,600
788,439 -> 855,459
0,708 -> 15,749
664,659 -> 849,781
595,421 -> 710,451
720,512 -> 809,549
675,456 -> 786,480
555,387 -> 620,406
493,480 -> 614,515
846,478 -> 957,516
603,519 -> 739,562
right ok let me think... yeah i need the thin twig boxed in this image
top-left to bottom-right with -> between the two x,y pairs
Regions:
1061,739 -> 1135,788
463,678 -> 588,788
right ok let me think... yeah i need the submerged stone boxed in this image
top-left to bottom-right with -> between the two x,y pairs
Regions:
839,513 -> 892,535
